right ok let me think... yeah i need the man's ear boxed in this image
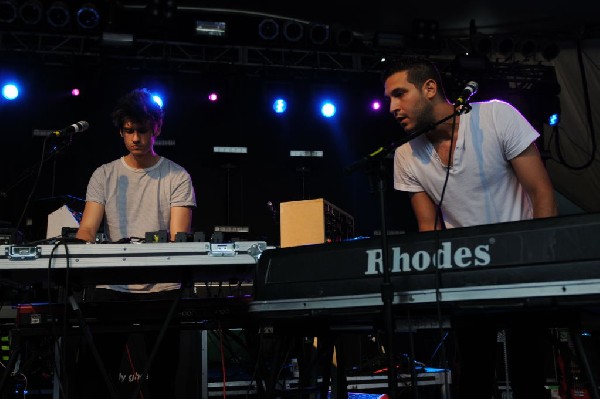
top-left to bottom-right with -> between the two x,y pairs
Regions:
423,79 -> 437,99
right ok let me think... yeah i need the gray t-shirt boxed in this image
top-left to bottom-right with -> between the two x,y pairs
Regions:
394,100 -> 538,228
86,156 -> 196,292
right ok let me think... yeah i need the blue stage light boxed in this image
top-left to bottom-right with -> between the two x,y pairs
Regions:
2,83 -> 19,100
152,94 -> 163,108
273,98 -> 287,114
320,101 -> 336,118
548,113 -> 559,126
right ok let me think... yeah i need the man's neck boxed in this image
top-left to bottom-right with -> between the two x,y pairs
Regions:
426,103 -> 460,143
124,153 -> 160,169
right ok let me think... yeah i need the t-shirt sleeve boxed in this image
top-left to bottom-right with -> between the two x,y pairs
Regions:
171,170 -> 196,207
393,143 -> 424,193
493,100 -> 540,160
85,166 -> 107,205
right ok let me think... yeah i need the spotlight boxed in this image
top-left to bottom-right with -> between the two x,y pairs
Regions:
371,100 -> 382,111
2,83 -> 19,100
152,94 -> 163,108
473,35 -> 493,55
541,41 -> 560,61
71,88 -> 80,96
208,92 -> 218,102
0,0 -> 17,24
334,27 -> 353,47
19,0 -> 42,25
272,98 -> 287,114
309,24 -> 329,45
548,113 -> 559,126
320,101 -> 336,118
46,1 -> 70,28
498,37 -> 515,57
283,20 -> 303,42
258,18 -> 279,40
76,2 -> 100,29
519,39 -> 537,59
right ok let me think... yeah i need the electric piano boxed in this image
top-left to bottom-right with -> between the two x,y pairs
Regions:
0,241 -> 268,289
250,213 -> 600,324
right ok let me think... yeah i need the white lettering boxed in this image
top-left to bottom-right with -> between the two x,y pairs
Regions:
392,247 -> 411,272
363,240 -> 493,275
365,249 -> 382,275
412,251 -> 430,271
474,245 -> 491,265
434,242 -> 453,269
454,247 -> 472,267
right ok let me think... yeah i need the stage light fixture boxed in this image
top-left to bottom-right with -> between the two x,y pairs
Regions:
273,98 -> 287,114
258,18 -> 279,40
497,37 -> 515,57
208,92 -> 218,102
334,27 -> 353,47
0,0 -> 17,24
152,94 -> 164,108
309,23 -> 329,45
47,1 -> 70,28
320,101 -> 336,118
371,100 -> 382,111
541,41 -> 560,61
19,0 -> 42,25
195,20 -> 226,37
2,84 -> 19,100
76,2 -> 100,29
101,32 -> 134,46
71,88 -> 80,96
283,20 -> 303,42
519,39 -> 537,59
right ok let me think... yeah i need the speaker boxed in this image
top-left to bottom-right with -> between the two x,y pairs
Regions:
279,198 -> 354,248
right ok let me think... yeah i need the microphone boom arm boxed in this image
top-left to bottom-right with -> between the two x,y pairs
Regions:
346,105 -> 469,174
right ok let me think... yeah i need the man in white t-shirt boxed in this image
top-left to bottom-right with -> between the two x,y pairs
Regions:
383,57 -> 557,398
74,88 -> 196,398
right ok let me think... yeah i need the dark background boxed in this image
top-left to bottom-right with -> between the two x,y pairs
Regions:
0,1 -> 567,245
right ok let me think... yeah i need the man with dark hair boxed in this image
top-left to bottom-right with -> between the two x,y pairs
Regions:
383,57 -> 557,397
74,87 -> 196,398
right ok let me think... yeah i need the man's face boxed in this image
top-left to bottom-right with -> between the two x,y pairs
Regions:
120,119 -> 158,156
384,71 -> 435,134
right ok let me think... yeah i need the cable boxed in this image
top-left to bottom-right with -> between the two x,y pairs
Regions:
551,38 -> 597,170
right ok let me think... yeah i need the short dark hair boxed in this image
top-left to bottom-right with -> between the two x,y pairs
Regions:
382,56 -> 447,100
111,88 -> 164,129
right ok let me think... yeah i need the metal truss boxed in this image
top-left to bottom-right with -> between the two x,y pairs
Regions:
0,29 -> 556,87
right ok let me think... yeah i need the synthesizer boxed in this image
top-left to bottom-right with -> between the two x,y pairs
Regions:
250,213 -> 600,318
0,241 -> 268,288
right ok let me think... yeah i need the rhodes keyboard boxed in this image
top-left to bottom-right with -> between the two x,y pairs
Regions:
250,213 -> 600,319
0,241 -> 268,288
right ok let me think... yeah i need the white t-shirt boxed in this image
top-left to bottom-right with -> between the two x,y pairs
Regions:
86,156 -> 196,292
394,100 -> 538,229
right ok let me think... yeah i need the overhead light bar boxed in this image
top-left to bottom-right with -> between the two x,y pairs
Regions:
195,20 -> 227,37
290,150 -> 323,158
101,32 -> 134,46
213,146 -> 247,154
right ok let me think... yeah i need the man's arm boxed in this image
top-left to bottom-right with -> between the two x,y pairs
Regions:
169,206 -> 193,241
75,201 -> 105,242
510,143 -> 558,218
409,191 -> 442,232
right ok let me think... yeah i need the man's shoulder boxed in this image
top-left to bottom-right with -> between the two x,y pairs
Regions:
92,157 -> 122,174
160,157 -> 189,173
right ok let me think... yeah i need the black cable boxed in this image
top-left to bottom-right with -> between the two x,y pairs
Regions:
430,110 -> 458,398
552,38 -> 597,170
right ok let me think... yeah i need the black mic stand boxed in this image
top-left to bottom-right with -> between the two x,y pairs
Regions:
346,105 -> 467,399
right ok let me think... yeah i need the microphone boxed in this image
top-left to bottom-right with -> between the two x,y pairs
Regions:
454,81 -> 479,106
53,121 -> 89,137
